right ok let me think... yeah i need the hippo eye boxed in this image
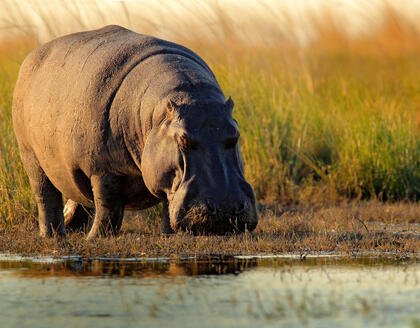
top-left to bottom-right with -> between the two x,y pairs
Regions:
224,136 -> 239,149
177,134 -> 197,151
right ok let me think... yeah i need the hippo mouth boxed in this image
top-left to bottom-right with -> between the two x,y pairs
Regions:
172,204 -> 257,235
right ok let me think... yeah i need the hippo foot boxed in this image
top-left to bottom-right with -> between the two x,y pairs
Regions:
39,228 -> 67,239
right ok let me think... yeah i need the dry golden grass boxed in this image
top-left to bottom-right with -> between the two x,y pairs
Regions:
1,201 -> 418,257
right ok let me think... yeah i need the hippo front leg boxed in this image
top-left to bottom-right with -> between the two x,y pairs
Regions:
161,201 -> 174,234
87,175 -> 124,240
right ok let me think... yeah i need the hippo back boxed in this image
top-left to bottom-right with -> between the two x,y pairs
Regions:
12,25 -> 222,206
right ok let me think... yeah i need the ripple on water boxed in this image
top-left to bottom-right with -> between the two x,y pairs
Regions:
0,253 -> 418,328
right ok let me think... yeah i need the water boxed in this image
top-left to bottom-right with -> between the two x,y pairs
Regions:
0,255 -> 419,328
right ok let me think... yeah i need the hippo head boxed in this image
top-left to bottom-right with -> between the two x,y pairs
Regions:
141,94 -> 258,234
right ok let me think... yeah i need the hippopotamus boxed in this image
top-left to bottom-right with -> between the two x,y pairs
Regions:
12,25 -> 258,239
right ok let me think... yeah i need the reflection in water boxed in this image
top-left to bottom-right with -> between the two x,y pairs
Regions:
0,256 -> 419,328
0,255 -> 416,278
0,257 -> 259,278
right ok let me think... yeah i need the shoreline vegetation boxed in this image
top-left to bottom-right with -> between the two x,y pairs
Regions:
1,2 -> 420,256
1,201 -> 420,257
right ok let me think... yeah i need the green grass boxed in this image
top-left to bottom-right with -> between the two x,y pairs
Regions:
2,3 -> 420,226
210,51 -> 420,202
0,44 -> 36,224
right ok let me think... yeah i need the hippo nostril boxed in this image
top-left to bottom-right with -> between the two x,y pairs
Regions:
206,200 -> 217,215
235,202 -> 246,214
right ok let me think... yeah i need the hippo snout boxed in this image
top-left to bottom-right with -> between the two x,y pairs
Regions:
170,198 -> 258,235
205,198 -> 246,216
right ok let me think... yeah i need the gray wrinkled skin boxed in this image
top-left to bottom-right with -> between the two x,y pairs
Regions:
12,25 -> 258,239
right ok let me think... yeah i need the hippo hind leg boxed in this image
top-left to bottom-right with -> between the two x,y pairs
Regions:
20,149 -> 66,237
64,199 -> 94,232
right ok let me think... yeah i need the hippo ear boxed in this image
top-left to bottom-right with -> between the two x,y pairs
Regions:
225,96 -> 234,112
167,99 -> 177,114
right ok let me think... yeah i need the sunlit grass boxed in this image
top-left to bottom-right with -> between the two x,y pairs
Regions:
1,1 -> 420,227
0,42 -> 36,224
212,52 -> 420,202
